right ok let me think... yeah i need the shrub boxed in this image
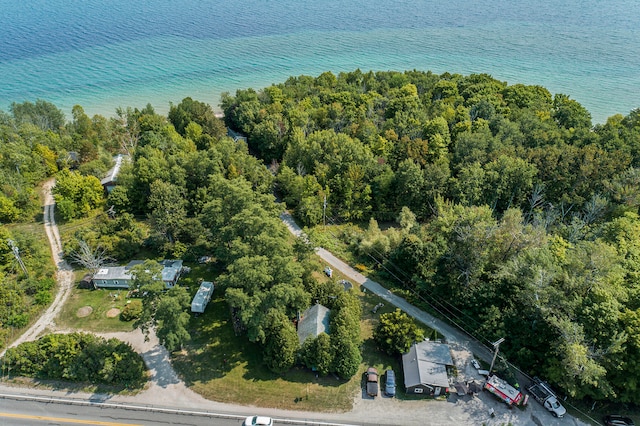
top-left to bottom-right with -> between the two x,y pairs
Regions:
120,299 -> 143,321
34,290 -> 52,305
2,332 -> 146,388
374,309 -> 425,355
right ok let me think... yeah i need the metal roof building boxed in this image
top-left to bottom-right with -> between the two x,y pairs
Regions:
92,259 -> 184,289
101,154 -> 128,193
402,341 -> 454,396
297,304 -> 331,344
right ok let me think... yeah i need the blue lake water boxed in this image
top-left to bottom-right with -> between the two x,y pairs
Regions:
1,0 -> 638,124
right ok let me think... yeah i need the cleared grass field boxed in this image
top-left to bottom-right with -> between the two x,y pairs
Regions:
173,294 -> 361,412
57,284 -> 136,332
172,275 -> 437,411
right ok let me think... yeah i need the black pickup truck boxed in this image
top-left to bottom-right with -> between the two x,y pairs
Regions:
366,367 -> 379,397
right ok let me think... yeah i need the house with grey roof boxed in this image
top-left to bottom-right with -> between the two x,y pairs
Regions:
91,259 -> 184,289
402,341 -> 454,396
101,154 -> 128,193
297,304 -> 331,344
227,128 -> 247,143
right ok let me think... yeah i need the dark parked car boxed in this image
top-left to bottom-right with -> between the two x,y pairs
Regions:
384,369 -> 396,397
366,367 -> 379,397
604,415 -> 635,426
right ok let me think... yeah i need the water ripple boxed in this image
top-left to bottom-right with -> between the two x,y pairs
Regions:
0,0 -> 638,122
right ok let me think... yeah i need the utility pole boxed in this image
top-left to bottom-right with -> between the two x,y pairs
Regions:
489,337 -> 505,373
323,194 -> 327,228
7,239 -> 28,278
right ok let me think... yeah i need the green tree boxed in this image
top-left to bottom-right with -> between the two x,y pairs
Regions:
168,97 -> 226,140
262,309 -> 299,373
155,286 -> 191,351
0,194 -> 20,223
120,299 -> 143,321
147,179 -> 187,243
10,100 -> 65,131
374,309 -> 425,355
300,333 -> 333,375
330,334 -> 362,379
130,260 -> 165,338
53,169 -> 104,220
2,333 -> 146,387
553,94 -> 592,130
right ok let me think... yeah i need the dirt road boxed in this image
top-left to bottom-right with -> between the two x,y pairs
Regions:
0,180 -> 75,357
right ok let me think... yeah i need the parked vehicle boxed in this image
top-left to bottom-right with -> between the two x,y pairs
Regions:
338,279 -> 352,290
604,415 -> 635,426
527,377 -> 566,418
243,416 -> 273,426
384,369 -> 396,397
484,374 -> 523,406
366,367 -> 379,397
471,359 -> 481,369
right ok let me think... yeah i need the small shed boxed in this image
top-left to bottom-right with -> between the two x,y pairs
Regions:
402,341 -> 454,396
191,281 -> 214,313
297,304 -> 331,344
79,273 -> 94,289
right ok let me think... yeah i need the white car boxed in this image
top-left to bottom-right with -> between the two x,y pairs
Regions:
243,416 -> 273,426
471,359 -> 481,369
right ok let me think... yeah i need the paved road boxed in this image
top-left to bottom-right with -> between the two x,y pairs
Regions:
281,213 -> 493,359
0,394 -> 358,426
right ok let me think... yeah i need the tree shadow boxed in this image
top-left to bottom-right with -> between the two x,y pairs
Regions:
141,344 -> 181,388
25,377 -> 136,396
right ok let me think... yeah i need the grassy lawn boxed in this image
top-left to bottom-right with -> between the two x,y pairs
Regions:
52,214 -> 443,410
55,255 -> 220,332
172,265 -> 440,411
173,293 -> 359,412
359,283 -> 444,399
306,223 -> 361,264
57,283 -> 136,332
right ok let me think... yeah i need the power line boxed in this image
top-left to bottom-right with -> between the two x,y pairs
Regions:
324,215 -> 492,333
317,216 -> 605,423
322,215 -> 495,348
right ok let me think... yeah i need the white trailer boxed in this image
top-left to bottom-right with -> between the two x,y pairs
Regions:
191,281 -> 214,313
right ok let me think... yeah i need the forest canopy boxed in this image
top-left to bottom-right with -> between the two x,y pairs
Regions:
221,69 -> 640,402
2,69 -> 640,403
